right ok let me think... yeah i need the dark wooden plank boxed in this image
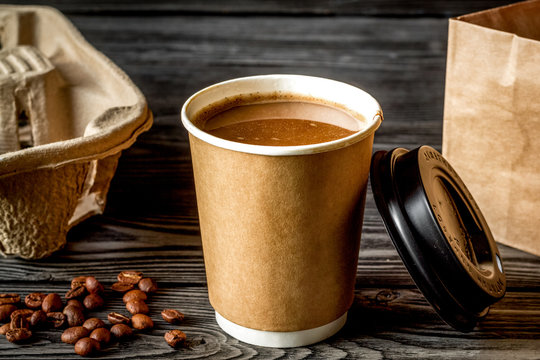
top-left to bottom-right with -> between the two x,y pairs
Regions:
2,0 -> 514,17
0,284 -> 538,359
65,15 -> 449,124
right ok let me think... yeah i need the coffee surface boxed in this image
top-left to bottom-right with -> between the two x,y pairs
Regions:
202,101 -> 361,146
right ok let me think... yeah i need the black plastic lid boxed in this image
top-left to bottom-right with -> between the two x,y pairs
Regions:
370,146 -> 506,332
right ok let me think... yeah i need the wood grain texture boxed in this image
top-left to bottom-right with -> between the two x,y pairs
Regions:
1,1 -> 539,359
0,284 -> 538,359
2,0 -> 514,17
67,14 -> 449,122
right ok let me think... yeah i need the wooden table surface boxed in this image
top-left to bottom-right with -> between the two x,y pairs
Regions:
1,1 -> 539,359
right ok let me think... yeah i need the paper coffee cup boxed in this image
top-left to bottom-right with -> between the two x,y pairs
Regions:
181,75 -> 382,347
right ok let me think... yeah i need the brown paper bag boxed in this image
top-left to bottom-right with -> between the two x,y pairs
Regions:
443,0 -> 540,257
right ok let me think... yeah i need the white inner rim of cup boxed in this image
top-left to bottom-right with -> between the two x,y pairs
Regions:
181,74 -> 382,156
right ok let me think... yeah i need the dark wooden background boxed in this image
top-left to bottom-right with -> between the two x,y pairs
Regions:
1,1 -> 539,359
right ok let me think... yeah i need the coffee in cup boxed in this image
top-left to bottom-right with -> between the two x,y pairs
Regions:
194,94 -> 365,146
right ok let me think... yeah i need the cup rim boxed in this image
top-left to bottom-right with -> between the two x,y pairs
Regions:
180,74 -> 382,156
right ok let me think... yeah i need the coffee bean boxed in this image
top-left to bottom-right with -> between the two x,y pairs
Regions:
10,311 -> 30,329
0,294 -> 20,305
164,329 -> 186,348
30,310 -> 47,328
117,271 -> 143,285
85,276 -> 104,294
126,300 -> 149,315
61,326 -> 89,344
74,337 -> 101,356
83,294 -> 104,310
90,327 -> 111,345
123,289 -> 147,304
46,312 -> 66,328
0,323 -> 10,335
67,299 -> 84,311
42,293 -> 62,313
82,317 -> 106,332
108,312 -> 130,325
138,278 -> 158,293
65,286 -> 86,300
0,304 -> 17,322
25,293 -> 46,309
71,276 -> 88,289
110,324 -> 133,340
111,282 -> 134,293
131,314 -> 153,330
11,308 -> 34,322
5,328 -> 31,343
161,309 -> 185,324
63,305 -> 85,327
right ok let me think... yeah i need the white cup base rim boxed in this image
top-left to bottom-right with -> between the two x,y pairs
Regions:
215,311 -> 347,348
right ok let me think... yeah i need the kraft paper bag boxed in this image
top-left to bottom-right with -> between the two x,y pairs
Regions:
443,0 -> 540,257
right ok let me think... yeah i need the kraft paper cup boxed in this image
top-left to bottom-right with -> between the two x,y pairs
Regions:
181,75 -> 382,347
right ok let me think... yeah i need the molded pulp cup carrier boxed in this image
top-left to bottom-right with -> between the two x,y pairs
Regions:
0,6 -> 153,259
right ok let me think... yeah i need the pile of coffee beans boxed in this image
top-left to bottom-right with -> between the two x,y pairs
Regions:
112,271 -> 186,348
0,292 -> 74,343
0,271 -> 188,356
